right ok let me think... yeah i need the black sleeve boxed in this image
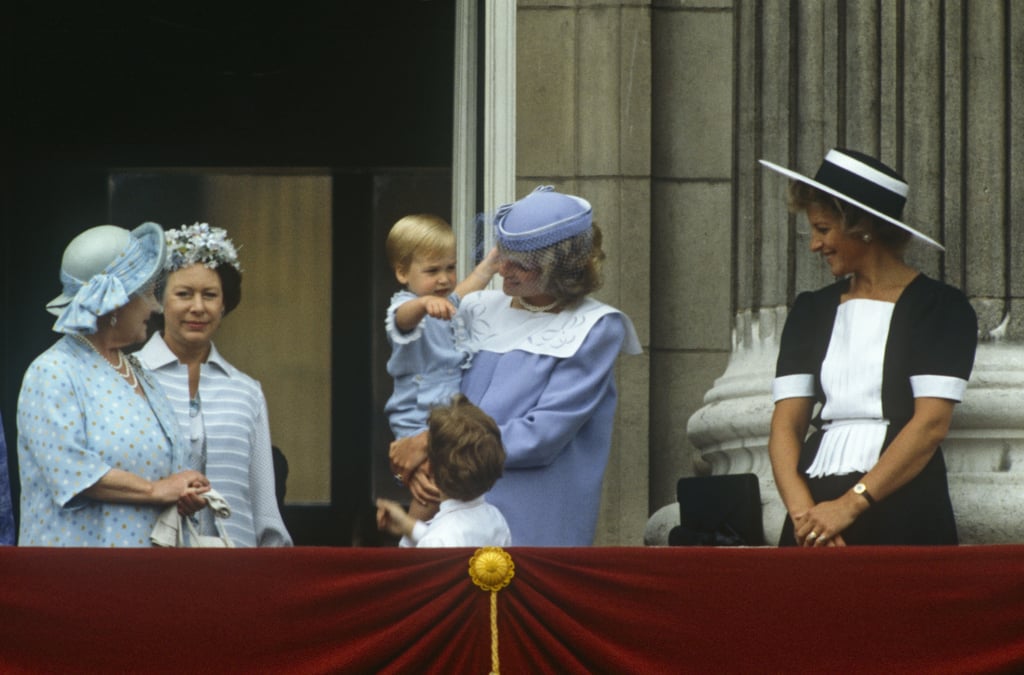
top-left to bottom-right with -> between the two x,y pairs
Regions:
908,284 -> 978,381
775,291 -> 821,378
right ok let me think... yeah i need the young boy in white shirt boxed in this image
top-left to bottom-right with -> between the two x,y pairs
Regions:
376,394 -> 511,547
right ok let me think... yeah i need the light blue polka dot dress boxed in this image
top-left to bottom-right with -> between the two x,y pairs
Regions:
17,336 -> 193,547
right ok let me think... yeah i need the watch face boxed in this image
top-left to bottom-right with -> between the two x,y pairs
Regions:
854,484 -> 865,494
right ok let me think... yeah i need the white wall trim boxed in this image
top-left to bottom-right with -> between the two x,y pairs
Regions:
483,0 -> 516,218
452,0 -> 478,278
453,1 -> 516,278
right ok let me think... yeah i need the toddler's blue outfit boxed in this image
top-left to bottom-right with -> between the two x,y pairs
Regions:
384,290 -> 467,438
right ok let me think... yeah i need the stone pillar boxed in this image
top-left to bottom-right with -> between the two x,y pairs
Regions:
676,0 -> 1024,545
649,0 -> 736,515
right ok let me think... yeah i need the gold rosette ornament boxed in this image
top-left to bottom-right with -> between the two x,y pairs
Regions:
468,547 -> 515,674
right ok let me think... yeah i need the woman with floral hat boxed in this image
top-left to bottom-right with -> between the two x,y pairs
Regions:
17,223 -> 210,546
135,223 -> 291,547
390,187 -> 642,546
761,149 -> 977,546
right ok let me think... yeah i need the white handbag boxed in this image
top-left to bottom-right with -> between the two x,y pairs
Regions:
151,488 -> 235,548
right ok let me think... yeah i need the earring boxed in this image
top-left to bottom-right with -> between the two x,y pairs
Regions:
862,233 -> 873,243
110,314 -> 118,327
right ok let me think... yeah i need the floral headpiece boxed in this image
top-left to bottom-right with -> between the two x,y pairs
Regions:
164,222 -> 242,272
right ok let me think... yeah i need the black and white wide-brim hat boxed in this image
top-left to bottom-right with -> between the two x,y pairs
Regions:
759,148 -> 944,251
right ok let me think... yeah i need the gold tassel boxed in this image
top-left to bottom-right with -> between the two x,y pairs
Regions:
468,547 -> 515,674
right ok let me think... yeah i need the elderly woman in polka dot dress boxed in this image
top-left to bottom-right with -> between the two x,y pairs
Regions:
17,223 -> 209,546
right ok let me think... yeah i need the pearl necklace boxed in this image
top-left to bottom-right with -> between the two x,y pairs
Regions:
517,297 -> 560,313
72,334 -> 139,390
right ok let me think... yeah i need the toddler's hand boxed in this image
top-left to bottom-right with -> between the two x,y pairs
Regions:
422,296 -> 457,320
376,498 -> 415,537
480,247 -> 499,276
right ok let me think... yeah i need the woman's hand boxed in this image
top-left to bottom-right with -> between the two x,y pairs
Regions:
793,397 -> 956,547
389,431 -> 429,482
152,470 -> 210,515
178,472 -> 212,516
791,494 -> 864,547
389,432 -> 440,504
405,460 -> 442,506
150,469 -> 208,501
83,468 -> 210,512
768,398 -> 820,545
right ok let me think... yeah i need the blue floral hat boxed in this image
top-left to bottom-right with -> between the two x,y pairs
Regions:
47,222 -> 166,334
164,222 -> 242,272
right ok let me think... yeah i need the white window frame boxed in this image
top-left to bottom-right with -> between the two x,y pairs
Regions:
452,0 -> 515,278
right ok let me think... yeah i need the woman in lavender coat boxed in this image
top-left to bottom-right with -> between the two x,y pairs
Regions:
390,187 -> 640,546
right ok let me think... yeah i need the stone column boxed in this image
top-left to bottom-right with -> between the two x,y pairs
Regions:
678,0 -> 1024,545
648,0 -> 736,517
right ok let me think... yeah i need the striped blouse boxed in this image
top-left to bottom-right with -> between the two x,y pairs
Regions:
136,333 -> 292,547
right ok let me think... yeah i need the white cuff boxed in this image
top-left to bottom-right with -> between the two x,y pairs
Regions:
772,374 -> 815,402
910,375 -> 968,402
408,520 -> 429,545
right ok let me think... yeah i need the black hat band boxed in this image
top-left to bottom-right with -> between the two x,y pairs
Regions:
814,157 -> 906,221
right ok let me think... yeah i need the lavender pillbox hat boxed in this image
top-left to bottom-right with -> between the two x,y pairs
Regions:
494,186 -> 593,252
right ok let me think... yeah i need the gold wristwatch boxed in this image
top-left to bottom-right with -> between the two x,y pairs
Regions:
853,482 -> 876,506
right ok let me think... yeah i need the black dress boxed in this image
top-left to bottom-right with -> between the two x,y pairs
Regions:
774,274 -> 978,545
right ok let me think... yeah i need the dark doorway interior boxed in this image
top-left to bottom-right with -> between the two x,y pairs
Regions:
1,1 -> 456,545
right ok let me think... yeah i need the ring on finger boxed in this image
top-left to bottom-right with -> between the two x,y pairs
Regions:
807,531 -> 818,540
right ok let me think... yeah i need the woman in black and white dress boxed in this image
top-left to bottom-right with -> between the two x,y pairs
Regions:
762,149 -> 977,547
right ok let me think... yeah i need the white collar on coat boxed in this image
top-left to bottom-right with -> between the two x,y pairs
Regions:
455,290 -> 641,359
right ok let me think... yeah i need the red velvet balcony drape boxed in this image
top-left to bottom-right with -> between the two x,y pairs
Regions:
2,546 -> 1023,673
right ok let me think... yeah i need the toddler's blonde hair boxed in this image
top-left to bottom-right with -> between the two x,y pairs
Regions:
385,214 -> 456,273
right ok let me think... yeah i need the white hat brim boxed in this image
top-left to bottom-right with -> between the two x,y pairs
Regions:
45,294 -> 74,317
758,159 -> 944,251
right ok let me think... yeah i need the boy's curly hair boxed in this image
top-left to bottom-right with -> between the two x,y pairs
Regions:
427,394 -> 505,502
